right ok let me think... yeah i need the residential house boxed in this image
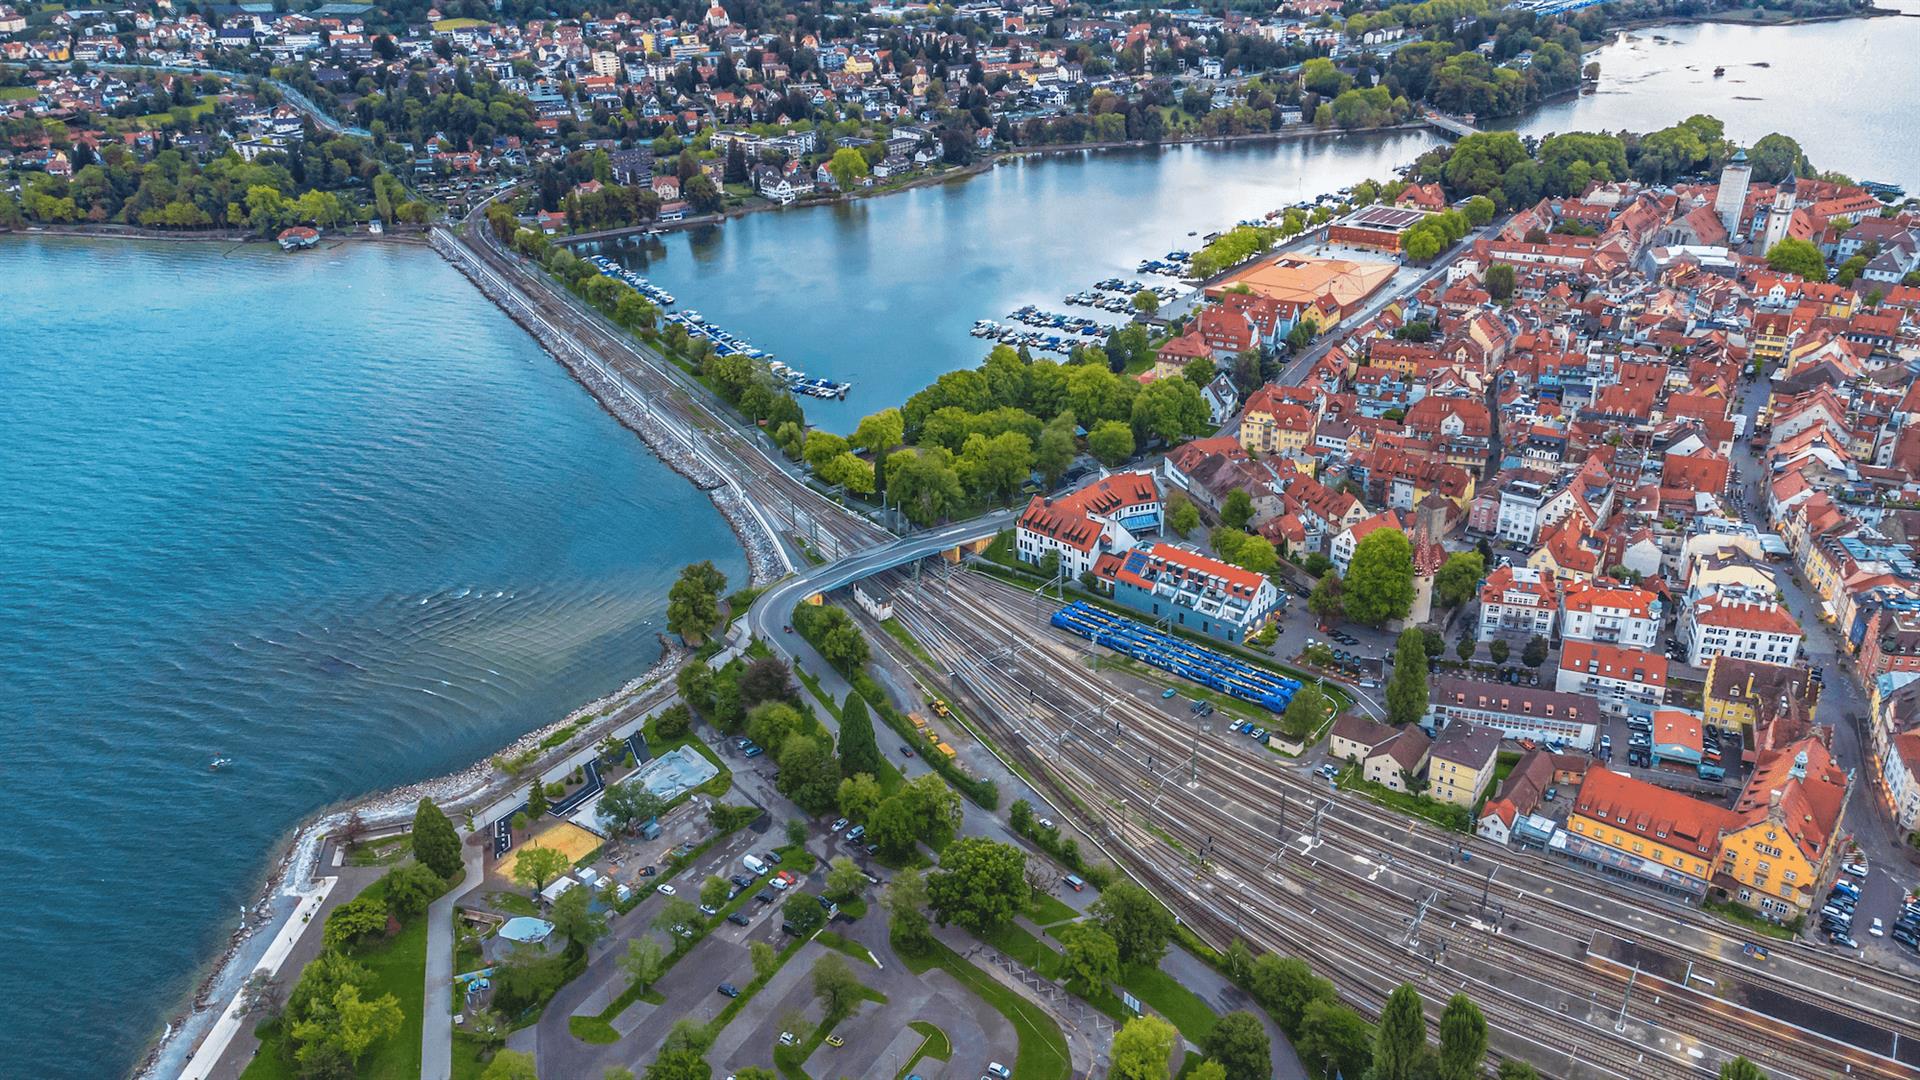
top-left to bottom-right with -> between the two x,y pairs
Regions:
1554,641 -> 1668,717
1107,541 -> 1280,644
1563,768 -> 1734,898
1427,675 -> 1598,750
1717,738 -> 1849,919
1015,471 -> 1161,579
1428,723 -> 1501,808
1363,726 -> 1432,793
1477,565 -> 1559,641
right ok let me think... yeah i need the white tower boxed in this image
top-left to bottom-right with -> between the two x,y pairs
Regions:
1760,170 -> 1798,254
1715,148 -> 1751,238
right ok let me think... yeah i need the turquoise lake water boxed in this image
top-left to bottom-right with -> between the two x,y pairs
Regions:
0,236 -> 746,1079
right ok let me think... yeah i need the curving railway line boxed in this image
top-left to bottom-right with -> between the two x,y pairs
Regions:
881,567 -> 1920,1080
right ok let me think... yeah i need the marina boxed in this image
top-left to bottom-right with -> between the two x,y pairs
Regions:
587,254 -> 852,399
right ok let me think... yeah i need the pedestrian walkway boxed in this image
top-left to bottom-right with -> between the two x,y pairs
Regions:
421,838 -> 488,1080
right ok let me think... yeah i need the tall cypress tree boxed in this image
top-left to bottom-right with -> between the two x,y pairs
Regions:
837,691 -> 883,779
1386,628 -> 1430,726
1374,982 -> 1428,1080
411,798 -> 462,879
1437,993 -> 1488,1080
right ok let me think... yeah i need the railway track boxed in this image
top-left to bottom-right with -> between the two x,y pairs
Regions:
883,569 -> 1920,1080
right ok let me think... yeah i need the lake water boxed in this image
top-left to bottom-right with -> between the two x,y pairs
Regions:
1516,11 -> 1920,191
0,237 -> 746,1080
600,130 -> 1439,430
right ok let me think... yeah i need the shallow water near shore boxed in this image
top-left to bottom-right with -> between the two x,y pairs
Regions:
0,236 -> 745,1080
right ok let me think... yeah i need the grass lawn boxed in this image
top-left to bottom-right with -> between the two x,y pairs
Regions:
1120,960 -> 1219,1042
485,890 -> 538,917
979,921 -> 1065,980
0,86 -> 37,100
1703,897 -> 1800,940
880,618 -> 935,665
815,929 -> 877,965
1335,764 -> 1471,834
902,941 -> 1071,1080
896,1020 -> 953,1080
432,16 -> 488,28
450,1032 -> 490,1080
344,837 -> 410,867
1027,893 -> 1080,928
241,881 -> 430,1079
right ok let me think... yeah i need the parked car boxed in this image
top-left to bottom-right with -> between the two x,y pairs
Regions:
900,744 -> 916,757
718,983 -> 740,997
780,1032 -> 797,1046
1161,687 -> 1178,699
825,1034 -> 845,1048
988,1064 -> 1012,1079
830,818 -> 848,833
1870,917 -> 1885,937
754,890 -> 775,904
728,912 -> 750,927
763,850 -> 783,864
657,883 -> 677,895
699,903 -> 719,916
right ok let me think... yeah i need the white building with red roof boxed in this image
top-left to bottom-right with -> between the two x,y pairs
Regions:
1560,579 -> 1662,650
1106,541 -> 1279,644
1681,585 -> 1804,668
1330,508 -> 1401,577
1555,640 -> 1668,716
1015,471 -> 1162,580
1477,564 -> 1559,641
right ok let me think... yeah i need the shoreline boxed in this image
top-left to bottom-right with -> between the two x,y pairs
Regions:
129,227 -> 783,1080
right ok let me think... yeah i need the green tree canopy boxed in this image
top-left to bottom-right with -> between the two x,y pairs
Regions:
926,837 -> 1027,932
1765,237 -> 1827,280
1091,881 -> 1177,967
1374,982 -> 1429,1080
1387,628 -> 1431,726
1202,1011 -> 1271,1080
1109,1014 -> 1181,1080
1345,528 -> 1416,626
410,798 -> 463,879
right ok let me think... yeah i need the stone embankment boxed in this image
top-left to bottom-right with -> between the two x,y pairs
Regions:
430,228 -> 783,583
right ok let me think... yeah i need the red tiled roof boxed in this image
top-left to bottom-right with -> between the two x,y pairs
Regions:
1557,641 -> 1668,688
1573,768 -> 1736,857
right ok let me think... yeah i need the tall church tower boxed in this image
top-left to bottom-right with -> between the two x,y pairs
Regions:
1715,149 -> 1751,238
1760,169 -> 1798,254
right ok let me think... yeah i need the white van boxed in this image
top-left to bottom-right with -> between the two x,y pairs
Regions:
742,853 -> 768,876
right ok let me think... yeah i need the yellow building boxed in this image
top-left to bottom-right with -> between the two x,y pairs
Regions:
1427,725 -> 1500,808
1718,738 -> 1848,918
1703,655 -> 1816,738
1568,768 -> 1728,895
1236,387 -> 1317,456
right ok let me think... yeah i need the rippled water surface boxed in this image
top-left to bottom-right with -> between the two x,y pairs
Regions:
0,236 -> 744,1079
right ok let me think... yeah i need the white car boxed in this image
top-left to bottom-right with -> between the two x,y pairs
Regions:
1870,917 -> 1885,937
657,883 -> 677,895
831,818 -> 848,833
779,1032 -> 797,1046
987,1064 -> 1012,1079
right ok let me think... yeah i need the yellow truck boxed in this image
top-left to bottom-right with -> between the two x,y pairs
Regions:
935,742 -> 958,761
929,698 -> 951,719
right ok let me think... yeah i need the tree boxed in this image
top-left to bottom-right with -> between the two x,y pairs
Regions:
1108,1014 -> 1180,1080
1374,983 -> 1429,1080
653,897 -> 701,944
749,939 -> 779,981
509,844 -> 569,899
1189,1063 -> 1228,1080
382,863 -> 444,918
322,895 -> 389,951
1036,412 -> 1078,489
927,837 -> 1027,932
887,447 -> 964,525
837,773 -> 884,822
411,798 -> 463,879
1497,1063 -> 1542,1080
667,560 -> 728,643
1248,953 -> 1335,1030
598,782 -> 666,835
1490,638 -> 1510,665
701,875 -> 732,910
1056,921 -> 1121,993
852,408 -> 905,457
837,691 -> 883,778
825,856 -> 866,901
1433,552 -> 1484,610
1719,1057 -> 1767,1080
784,895 -> 827,937
1091,881 -> 1176,967
1387,628 -> 1430,726
1087,419 -> 1135,467
645,1049 -> 712,1080
524,775 -> 549,819
1456,636 -> 1475,663
775,736 -> 843,814
480,1053 -> 541,1076
1298,1000 -> 1373,1080
550,884 -> 607,951
827,146 -> 870,190
620,935 -> 666,993
655,701 -> 694,739
1168,492 -> 1201,537
1308,573 -> 1345,623
1437,992 -> 1488,1080
1765,237 -> 1827,280
1281,682 -> 1329,740
885,868 -> 934,955
1221,489 -> 1255,531
289,983 -> 403,1075
811,952 -> 863,1022
1203,1011 -> 1270,1080
1484,262 -> 1515,301
1345,528 -> 1416,626
1132,289 -> 1162,316
740,657 -> 795,706
1747,133 -> 1807,183
1522,635 -> 1549,669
